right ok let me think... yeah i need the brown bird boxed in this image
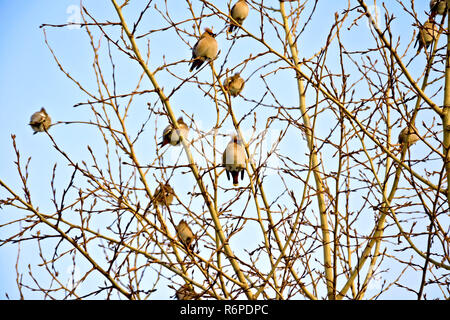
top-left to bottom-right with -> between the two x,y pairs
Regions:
398,126 -> 420,147
430,0 -> 447,17
228,0 -> 249,33
415,19 -> 438,54
153,182 -> 175,208
29,108 -> 51,134
158,117 -> 189,147
222,135 -> 247,186
223,73 -> 245,97
189,28 -> 218,72
176,219 -> 195,251
175,284 -> 198,300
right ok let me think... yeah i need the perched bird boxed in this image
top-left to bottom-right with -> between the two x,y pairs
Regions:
228,0 -> 249,33
153,182 -> 175,208
430,0 -> 447,17
223,73 -> 245,97
175,284 -> 197,300
158,117 -> 189,147
29,108 -> 51,134
176,219 -> 195,251
189,28 -> 218,72
398,126 -> 420,147
415,19 -> 438,54
222,135 -> 247,186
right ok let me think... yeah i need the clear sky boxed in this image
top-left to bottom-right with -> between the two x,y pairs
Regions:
0,0 -> 445,300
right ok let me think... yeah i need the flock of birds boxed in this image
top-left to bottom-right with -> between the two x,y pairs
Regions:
400,0 -> 448,146
28,0 -> 251,300
416,0 -> 447,53
26,0 -> 447,299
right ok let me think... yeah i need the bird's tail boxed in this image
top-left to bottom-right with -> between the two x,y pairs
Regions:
189,59 -> 203,72
228,24 -> 236,33
158,140 -> 167,147
232,171 -> 239,186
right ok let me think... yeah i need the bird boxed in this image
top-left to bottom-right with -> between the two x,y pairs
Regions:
29,108 -> 51,134
415,18 -> 438,54
222,135 -> 247,186
398,126 -> 420,147
175,284 -> 198,300
430,0 -> 447,17
189,28 -> 218,72
158,117 -> 189,147
176,219 -> 195,251
153,182 -> 175,208
223,73 -> 245,97
228,0 -> 249,33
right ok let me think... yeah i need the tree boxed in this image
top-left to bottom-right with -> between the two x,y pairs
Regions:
0,0 -> 449,300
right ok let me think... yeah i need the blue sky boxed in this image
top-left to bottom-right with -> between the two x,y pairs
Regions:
0,0 -> 125,299
0,0 -> 446,300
